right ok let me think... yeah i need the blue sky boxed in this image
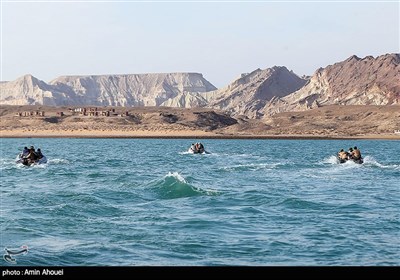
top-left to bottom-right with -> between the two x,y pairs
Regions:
1,1 -> 399,88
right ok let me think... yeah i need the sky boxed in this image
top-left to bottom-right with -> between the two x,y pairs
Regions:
1,0 -> 399,88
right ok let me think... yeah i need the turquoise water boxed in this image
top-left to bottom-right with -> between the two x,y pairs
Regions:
1,138 -> 399,266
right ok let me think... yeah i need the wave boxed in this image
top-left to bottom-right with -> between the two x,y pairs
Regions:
218,153 -> 262,159
48,158 -> 70,164
361,156 -> 399,169
276,197 -> 333,211
323,155 -> 340,165
146,172 -> 218,199
0,157 -> 50,170
1,157 -> 67,169
179,151 -> 193,155
26,236 -> 85,253
4,162 -> 47,170
322,155 -> 400,171
324,155 -> 364,166
0,156 -> 28,168
219,162 -> 280,172
179,151 -> 212,155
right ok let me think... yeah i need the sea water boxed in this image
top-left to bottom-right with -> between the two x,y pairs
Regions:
0,138 -> 399,266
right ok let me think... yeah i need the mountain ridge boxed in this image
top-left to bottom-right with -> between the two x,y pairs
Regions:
263,53 -> 399,116
1,53 -> 398,118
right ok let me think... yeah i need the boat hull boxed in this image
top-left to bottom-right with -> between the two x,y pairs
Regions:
188,148 -> 205,154
16,156 -> 47,166
337,157 -> 363,164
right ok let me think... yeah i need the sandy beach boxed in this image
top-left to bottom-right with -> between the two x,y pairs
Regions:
1,128 -> 399,140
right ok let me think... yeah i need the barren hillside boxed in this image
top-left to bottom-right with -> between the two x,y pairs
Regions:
1,105 -> 399,139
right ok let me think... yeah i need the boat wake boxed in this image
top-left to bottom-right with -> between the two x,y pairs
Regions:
324,155 -> 340,165
48,158 -> 70,165
12,161 -> 47,169
323,155 -> 399,170
219,162 -> 280,172
179,150 -> 211,155
362,156 -> 400,169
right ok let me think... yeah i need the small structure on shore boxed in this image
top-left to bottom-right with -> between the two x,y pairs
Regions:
15,111 -> 45,117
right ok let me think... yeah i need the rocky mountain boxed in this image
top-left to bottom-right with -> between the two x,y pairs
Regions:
204,66 -> 307,118
0,68 -> 304,116
264,53 -> 400,116
1,53 -> 398,119
160,66 -> 307,113
0,74 -> 68,106
0,73 -> 216,107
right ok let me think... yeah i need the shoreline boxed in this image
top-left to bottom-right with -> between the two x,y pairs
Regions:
1,129 -> 399,140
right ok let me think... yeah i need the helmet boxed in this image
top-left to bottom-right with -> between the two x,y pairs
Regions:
354,146 -> 357,149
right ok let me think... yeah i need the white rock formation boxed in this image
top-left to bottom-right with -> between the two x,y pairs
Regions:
1,73 -> 216,107
0,74 -> 66,106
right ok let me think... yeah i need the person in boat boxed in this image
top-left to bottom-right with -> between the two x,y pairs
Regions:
26,146 -> 39,164
337,149 -> 348,161
195,142 -> 204,153
19,147 -> 30,165
36,148 -> 44,159
347,147 -> 354,159
20,147 -> 29,158
190,143 -> 195,152
351,146 -> 361,160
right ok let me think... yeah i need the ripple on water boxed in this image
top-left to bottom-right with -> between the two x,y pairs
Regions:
1,138 -> 399,265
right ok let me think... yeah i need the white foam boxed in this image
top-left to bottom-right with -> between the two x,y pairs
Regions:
48,158 -> 70,164
163,172 -> 220,196
221,162 -> 279,171
179,151 -> 192,155
180,150 -> 212,155
363,155 -> 399,169
0,157 -> 18,165
325,155 -> 385,168
323,155 -> 340,165
323,155 -> 365,167
27,236 -> 84,252
165,171 -> 187,183
31,163 -> 47,169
